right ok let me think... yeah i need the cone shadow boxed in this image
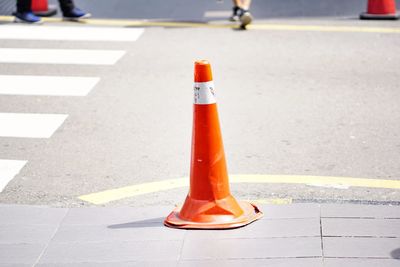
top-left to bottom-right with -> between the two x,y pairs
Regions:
108,217 -> 165,229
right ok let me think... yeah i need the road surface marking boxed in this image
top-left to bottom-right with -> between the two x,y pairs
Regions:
0,16 -> 399,33
0,25 -> 144,42
0,75 -> 99,96
79,175 -> 400,205
0,159 -> 27,192
0,113 -> 68,138
0,48 -> 125,65
79,178 -> 187,205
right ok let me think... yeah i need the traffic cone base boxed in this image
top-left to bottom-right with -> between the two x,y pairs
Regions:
360,12 -> 399,19
360,0 -> 399,20
165,198 -> 262,229
33,6 -> 58,17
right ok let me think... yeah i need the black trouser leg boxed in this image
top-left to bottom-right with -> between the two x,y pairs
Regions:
16,0 -> 32,13
58,0 -> 75,14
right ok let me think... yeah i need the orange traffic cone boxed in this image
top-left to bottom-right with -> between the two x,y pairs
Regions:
164,60 -> 263,229
360,0 -> 399,19
32,0 -> 57,17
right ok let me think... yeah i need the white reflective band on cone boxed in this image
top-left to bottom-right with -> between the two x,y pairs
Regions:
194,81 -> 216,104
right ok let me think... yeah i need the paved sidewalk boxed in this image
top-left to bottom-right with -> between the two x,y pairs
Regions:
1,203 -> 399,266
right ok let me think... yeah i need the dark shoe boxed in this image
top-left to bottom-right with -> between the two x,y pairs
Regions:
14,12 -> 42,24
63,8 -> 91,21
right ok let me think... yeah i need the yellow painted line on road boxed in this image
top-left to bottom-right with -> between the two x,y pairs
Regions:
1,16 -> 400,33
79,175 -> 400,205
249,24 -> 400,33
79,178 -> 188,205
0,16 -> 233,29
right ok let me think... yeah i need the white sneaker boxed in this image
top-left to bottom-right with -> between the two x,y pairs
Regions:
240,11 -> 253,29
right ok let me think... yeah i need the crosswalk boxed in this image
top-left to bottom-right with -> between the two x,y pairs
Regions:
0,75 -> 99,96
0,25 -> 144,42
0,48 -> 126,65
0,24 -> 144,192
0,159 -> 27,193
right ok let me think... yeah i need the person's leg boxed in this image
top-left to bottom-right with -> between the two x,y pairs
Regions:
240,0 -> 252,11
237,0 -> 252,29
58,0 -> 75,14
232,0 -> 241,6
230,0 -> 242,21
16,0 -> 32,13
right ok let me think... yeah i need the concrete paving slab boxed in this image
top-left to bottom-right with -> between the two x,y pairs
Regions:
0,204 -> 67,225
322,218 -> 400,237
181,237 -> 322,260
0,243 -> 45,265
178,258 -> 323,267
323,237 -> 400,258
0,204 -> 400,265
260,204 -> 320,219
0,224 -> 57,244
37,261 -> 178,267
61,206 -> 172,225
39,240 -> 182,263
52,223 -> 185,243
324,258 -> 400,267
321,204 -> 400,218
185,217 -> 320,239
0,264 -> 32,267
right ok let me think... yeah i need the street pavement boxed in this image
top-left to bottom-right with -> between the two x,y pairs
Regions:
0,4 -> 399,206
0,1 -> 400,265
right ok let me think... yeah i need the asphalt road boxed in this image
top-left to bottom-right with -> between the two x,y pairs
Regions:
0,1 -> 399,207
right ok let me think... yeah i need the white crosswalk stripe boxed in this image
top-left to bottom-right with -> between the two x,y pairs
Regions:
0,48 -> 126,65
0,75 -> 100,96
0,25 -> 144,42
0,24 -> 144,193
0,159 -> 27,192
0,113 -> 68,138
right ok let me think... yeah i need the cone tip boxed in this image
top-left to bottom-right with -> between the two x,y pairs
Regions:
194,60 -> 213,82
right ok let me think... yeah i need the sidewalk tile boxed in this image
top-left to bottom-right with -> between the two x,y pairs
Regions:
52,223 -> 185,243
0,224 -> 57,244
0,205 -> 68,225
37,261 -> 178,267
186,218 -> 320,239
61,206 -> 171,225
0,264 -> 32,267
181,237 -> 322,260
0,243 -> 46,264
322,218 -> 400,237
324,258 -> 400,267
178,258 -> 323,267
321,204 -> 400,218
323,237 -> 400,258
39,240 -> 182,263
260,204 -> 320,219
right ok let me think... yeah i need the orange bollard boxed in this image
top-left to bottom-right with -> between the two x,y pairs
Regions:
164,60 -> 263,229
360,0 -> 399,19
32,0 -> 57,17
